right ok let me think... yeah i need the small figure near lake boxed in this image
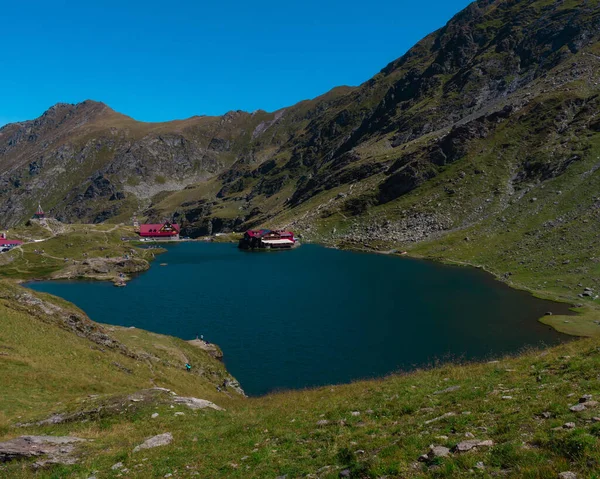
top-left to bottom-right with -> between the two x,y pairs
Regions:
185,363 -> 192,372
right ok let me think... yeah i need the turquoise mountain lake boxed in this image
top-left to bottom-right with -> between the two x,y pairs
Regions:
28,243 -> 570,396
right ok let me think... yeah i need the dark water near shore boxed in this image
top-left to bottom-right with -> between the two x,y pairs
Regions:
28,243 -> 570,396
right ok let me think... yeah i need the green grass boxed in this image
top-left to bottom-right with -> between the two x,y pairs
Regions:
0,223 -> 599,477
3,301 -> 600,478
1,1 -> 600,475
0,222 -> 155,280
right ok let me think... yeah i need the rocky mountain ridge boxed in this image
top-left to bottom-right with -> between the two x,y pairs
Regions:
1,0 -> 599,250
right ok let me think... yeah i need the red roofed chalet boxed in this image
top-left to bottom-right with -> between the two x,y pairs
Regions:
0,239 -> 23,246
139,222 -> 180,240
0,239 -> 23,251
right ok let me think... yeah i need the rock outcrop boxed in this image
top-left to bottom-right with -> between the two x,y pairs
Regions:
0,435 -> 86,466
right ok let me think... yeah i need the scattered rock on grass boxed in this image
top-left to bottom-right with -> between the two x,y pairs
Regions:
452,439 -> 494,453
172,397 -> 224,411
558,472 -> 577,479
433,385 -> 461,395
418,445 -> 451,462
133,433 -> 173,452
424,412 -> 456,425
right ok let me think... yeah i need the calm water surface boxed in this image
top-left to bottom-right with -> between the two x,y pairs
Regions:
28,243 -> 570,395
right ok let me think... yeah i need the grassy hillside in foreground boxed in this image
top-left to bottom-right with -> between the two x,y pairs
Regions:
0,225 -> 598,477
2,275 -> 600,478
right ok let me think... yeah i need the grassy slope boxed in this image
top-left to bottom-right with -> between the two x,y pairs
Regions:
2,2 -> 600,475
0,222 -> 156,281
2,302 -> 600,478
0,225 -> 598,477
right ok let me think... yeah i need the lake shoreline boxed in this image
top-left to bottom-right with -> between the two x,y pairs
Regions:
22,232 -> 589,338
316,239 -> 590,337
28,241 -> 572,396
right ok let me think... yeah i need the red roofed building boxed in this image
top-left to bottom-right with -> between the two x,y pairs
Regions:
34,203 -> 45,219
139,222 -> 180,240
0,239 -> 23,250
239,229 -> 297,249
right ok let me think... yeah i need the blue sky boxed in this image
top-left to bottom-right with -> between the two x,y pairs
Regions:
0,0 -> 472,126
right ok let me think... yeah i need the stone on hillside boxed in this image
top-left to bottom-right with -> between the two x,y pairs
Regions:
419,445 -> 451,463
563,422 -> 576,429
316,420 -> 329,426
453,439 -> 494,452
424,412 -> 456,425
0,435 -> 86,465
558,472 -> 577,479
592,417 -> 600,422
340,469 -> 351,477
465,432 -> 475,438
111,462 -> 124,470
174,412 -> 185,416
570,404 -> 587,412
581,394 -> 594,403
172,396 -> 224,411
151,413 -> 159,418
585,400 -> 599,408
434,385 -> 461,395
430,445 -> 451,458
133,433 -> 173,452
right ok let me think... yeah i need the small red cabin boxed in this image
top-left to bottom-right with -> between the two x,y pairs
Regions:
139,222 -> 180,240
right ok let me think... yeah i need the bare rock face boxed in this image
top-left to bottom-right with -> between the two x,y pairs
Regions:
0,435 -> 86,465
133,433 -> 173,452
